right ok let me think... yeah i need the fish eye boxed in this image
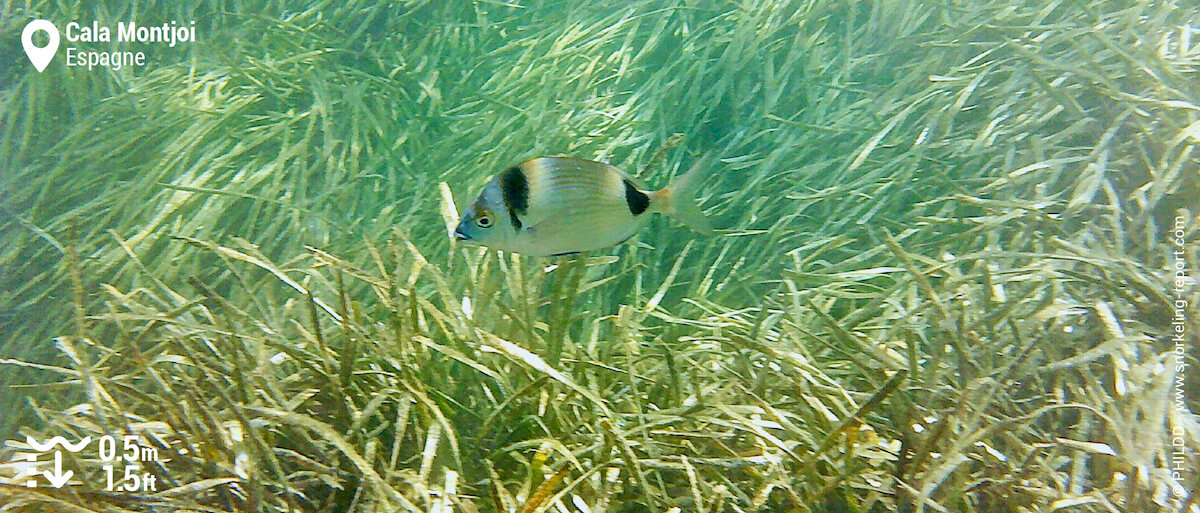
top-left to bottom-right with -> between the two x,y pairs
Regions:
475,213 -> 493,228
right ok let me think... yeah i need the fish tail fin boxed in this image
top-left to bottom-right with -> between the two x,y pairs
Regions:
651,154 -> 716,235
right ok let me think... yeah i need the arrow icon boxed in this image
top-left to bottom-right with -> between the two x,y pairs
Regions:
42,451 -> 73,488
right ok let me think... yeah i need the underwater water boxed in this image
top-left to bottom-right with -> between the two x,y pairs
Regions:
1,0 -> 1198,511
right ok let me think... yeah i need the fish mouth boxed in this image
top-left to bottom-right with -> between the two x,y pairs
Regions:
453,228 -> 472,242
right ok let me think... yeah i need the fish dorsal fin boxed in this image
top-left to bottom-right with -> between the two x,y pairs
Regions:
543,156 -> 648,190
610,161 -> 649,190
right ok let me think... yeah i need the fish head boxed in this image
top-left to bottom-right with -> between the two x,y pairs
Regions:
454,180 -> 516,249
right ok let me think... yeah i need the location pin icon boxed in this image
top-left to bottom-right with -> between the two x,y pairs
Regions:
22,20 -> 60,73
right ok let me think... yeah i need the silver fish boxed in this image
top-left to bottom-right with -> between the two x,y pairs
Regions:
454,156 -> 713,256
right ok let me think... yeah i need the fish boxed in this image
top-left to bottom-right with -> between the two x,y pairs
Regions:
453,156 -> 714,256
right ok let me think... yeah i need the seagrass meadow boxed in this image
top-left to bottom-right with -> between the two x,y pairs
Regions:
1,0 -> 1198,511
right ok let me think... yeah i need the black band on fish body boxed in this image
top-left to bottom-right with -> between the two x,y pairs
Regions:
623,179 -> 650,215
500,166 -> 528,229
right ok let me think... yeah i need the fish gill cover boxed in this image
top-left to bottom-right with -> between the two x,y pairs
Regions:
0,1 -> 1197,512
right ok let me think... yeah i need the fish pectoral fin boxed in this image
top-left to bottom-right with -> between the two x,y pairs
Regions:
521,217 -> 557,237
514,209 -> 549,234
